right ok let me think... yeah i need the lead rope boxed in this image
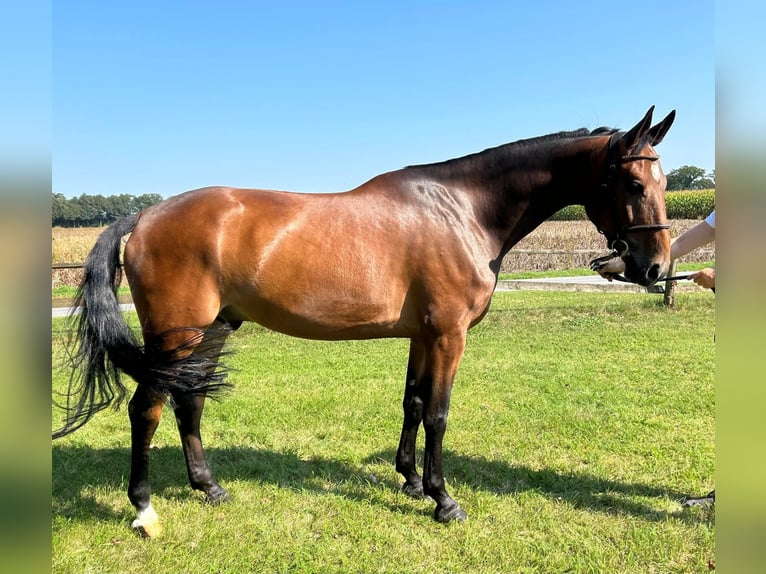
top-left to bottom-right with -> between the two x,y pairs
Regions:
589,253 -> 712,290
597,272 -> 695,284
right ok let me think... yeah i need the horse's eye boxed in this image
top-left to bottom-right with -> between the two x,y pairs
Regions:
629,180 -> 644,194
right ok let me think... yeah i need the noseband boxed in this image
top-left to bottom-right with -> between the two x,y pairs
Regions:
596,132 -> 669,258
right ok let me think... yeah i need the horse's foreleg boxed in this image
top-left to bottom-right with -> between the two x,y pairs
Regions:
128,385 -> 166,538
172,391 -> 229,504
422,332 -> 467,523
396,340 -> 427,499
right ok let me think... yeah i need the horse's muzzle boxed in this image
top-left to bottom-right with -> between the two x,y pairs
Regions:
624,258 -> 668,287
645,263 -> 663,285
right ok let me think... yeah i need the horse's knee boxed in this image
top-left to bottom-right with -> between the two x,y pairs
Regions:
424,411 -> 448,435
403,395 -> 424,422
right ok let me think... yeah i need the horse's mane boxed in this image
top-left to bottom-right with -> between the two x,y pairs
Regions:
404,126 -> 619,173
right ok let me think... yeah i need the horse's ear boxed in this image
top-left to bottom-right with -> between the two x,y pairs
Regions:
646,109 -> 676,146
618,106 -> 655,150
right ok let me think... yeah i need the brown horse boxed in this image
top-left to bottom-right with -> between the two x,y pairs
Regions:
55,106 -> 675,536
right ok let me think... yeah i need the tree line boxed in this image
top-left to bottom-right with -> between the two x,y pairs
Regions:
52,193 -> 164,227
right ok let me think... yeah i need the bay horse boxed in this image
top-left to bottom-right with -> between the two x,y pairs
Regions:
54,106 -> 675,537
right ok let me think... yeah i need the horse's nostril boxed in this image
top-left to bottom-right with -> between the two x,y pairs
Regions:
646,264 -> 661,283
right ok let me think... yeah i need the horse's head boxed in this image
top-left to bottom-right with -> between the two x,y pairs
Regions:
586,106 -> 676,286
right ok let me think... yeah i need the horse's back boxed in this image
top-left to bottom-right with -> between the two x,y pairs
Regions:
123,185 -> 418,338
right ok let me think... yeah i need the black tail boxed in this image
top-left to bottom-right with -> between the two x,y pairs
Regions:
53,214 -> 143,438
53,214 -> 233,439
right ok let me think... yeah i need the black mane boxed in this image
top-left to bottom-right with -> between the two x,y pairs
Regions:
404,126 -> 619,172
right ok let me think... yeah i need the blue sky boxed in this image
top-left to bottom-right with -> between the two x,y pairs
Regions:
52,1 -> 715,198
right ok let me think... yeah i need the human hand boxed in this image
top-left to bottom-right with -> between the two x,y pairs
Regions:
688,267 -> 715,289
592,257 -> 625,281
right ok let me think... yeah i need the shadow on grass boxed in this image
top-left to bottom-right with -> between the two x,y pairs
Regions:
52,444 -> 708,525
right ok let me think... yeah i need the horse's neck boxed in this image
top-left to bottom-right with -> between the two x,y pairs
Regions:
484,142 -> 600,256
402,136 -> 602,260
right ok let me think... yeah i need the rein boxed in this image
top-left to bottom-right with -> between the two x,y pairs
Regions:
591,267 -> 714,293
594,270 -> 694,284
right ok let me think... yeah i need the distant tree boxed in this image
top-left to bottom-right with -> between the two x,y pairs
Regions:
52,193 -> 68,226
74,193 -> 107,226
105,194 -> 134,220
51,192 -> 164,227
133,193 -> 164,211
665,165 -> 715,191
66,196 -> 87,226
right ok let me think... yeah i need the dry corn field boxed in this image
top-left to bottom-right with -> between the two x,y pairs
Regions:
52,220 -> 713,289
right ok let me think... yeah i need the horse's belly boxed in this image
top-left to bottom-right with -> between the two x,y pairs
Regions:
226,281 -> 413,341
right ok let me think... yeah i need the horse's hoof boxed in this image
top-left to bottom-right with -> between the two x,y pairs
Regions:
434,503 -> 467,524
131,504 -> 162,538
681,490 -> 715,508
132,521 -> 163,538
206,487 -> 230,505
402,481 -> 425,500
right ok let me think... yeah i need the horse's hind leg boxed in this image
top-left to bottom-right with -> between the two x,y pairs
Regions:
172,391 -> 229,503
128,384 -> 166,538
396,339 -> 427,498
171,322 -> 232,504
127,320 -> 230,537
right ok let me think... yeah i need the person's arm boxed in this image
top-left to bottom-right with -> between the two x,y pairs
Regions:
670,219 -> 715,260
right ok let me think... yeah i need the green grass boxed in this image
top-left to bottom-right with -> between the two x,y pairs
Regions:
52,291 -> 715,573
51,285 -> 79,298
52,285 -> 132,299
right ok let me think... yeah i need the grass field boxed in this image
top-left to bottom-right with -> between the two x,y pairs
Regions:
52,290 -> 715,573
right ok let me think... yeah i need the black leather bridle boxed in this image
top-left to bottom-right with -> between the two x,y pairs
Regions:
588,132 -> 714,291
593,131 -> 670,260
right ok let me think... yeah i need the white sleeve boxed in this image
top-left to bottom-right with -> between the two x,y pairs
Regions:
704,210 -> 715,229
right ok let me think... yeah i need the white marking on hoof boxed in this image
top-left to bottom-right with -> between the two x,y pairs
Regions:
131,503 -> 162,538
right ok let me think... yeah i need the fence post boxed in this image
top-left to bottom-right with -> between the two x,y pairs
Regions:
663,260 -> 677,307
